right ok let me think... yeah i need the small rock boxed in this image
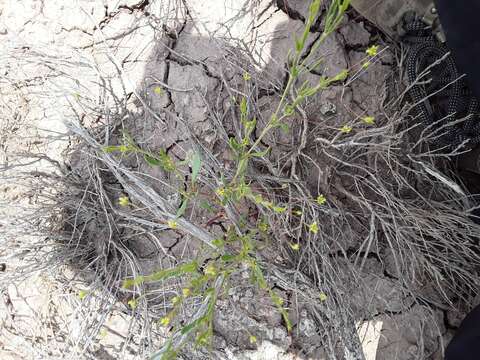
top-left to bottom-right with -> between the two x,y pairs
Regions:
446,309 -> 466,329
245,289 -> 254,298
320,101 -> 336,115
340,21 -> 371,47
307,34 -> 348,78
273,327 -> 288,342
298,315 -> 317,338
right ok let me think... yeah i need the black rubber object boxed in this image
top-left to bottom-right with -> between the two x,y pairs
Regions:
423,2 -> 480,358
435,0 -> 480,100
404,15 -> 480,148
445,304 -> 480,360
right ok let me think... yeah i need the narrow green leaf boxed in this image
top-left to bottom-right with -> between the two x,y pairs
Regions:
123,261 -> 198,288
122,276 -> 144,289
122,132 -> 137,148
240,97 -> 247,115
228,137 -> 241,153
251,148 -> 270,158
191,152 -> 202,183
291,65 -> 299,77
150,339 -> 175,360
237,158 -> 248,175
244,118 -> 257,136
251,263 -> 268,289
103,146 -> 120,153
279,122 -> 290,133
280,308 -> 293,332
176,198 -> 188,218
199,200 -> 214,213
295,37 -> 303,53
181,316 -> 207,335
309,0 -> 321,20
331,69 -> 349,82
144,154 -> 161,166
221,254 -> 236,262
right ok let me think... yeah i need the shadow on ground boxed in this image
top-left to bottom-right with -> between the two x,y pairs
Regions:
2,1 -> 480,359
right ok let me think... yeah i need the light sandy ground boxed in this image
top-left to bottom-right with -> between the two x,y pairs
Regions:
0,1 -> 454,359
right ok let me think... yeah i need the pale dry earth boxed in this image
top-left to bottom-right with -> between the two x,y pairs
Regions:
0,1 -> 467,359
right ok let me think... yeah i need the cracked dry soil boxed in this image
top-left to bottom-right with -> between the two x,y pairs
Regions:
0,0 -> 471,359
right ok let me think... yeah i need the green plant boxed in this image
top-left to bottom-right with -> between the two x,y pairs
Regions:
106,0 -> 352,358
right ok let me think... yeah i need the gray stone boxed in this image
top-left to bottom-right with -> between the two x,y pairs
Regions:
340,21 -> 371,47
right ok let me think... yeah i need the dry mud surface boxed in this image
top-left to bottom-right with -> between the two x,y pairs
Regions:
0,1 -> 478,359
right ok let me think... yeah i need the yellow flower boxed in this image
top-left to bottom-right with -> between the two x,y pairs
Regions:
160,316 -> 170,327
172,296 -> 181,305
128,298 -> 138,309
216,187 -> 226,197
197,333 -> 209,345
308,222 -> 319,234
316,194 -> 327,205
118,196 -> 130,207
258,222 -> 269,232
249,335 -> 257,344
340,125 -> 353,134
153,86 -> 163,95
182,288 -> 191,297
362,61 -> 371,69
290,243 -> 300,251
319,292 -> 327,301
78,290 -> 88,300
99,328 -> 108,339
366,45 -> 379,57
167,220 -> 178,229
162,156 -> 176,172
362,116 -> 375,125
253,194 -> 263,204
283,105 -> 295,116
204,263 -> 217,276
263,201 -> 273,208
243,72 -> 251,81
273,206 -> 287,213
